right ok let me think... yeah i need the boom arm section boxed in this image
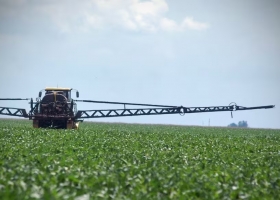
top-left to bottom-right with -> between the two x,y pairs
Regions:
74,100 -> 275,119
0,107 -> 28,117
0,98 -> 30,118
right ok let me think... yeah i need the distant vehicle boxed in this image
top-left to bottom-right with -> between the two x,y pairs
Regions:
0,87 -> 275,129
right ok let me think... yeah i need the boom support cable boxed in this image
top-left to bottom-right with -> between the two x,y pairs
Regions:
74,99 -> 177,108
0,98 -> 30,100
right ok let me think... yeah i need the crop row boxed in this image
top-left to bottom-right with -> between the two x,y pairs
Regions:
0,119 -> 280,199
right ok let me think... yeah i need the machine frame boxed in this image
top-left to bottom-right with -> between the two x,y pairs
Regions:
0,87 -> 275,129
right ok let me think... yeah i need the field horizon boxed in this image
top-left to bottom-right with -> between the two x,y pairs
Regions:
0,118 -> 278,130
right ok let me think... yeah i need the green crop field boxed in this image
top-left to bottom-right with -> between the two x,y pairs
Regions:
0,119 -> 280,199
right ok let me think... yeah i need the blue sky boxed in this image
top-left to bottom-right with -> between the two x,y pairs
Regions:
0,0 -> 279,128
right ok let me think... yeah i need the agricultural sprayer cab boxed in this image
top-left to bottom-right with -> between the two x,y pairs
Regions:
0,88 -> 80,129
32,87 -> 80,129
0,87 -> 275,129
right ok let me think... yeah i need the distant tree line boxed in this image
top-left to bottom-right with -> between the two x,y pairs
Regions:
228,120 -> 248,128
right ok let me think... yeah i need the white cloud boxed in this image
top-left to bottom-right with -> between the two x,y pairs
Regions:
181,17 -> 210,30
1,0 -> 210,33
91,0 -> 170,32
160,18 -> 179,32
159,16 -> 210,32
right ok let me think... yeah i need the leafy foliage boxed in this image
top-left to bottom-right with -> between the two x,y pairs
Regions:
228,120 -> 248,128
238,120 -> 248,127
228,123 -> 237,127
0,119 -> 280,199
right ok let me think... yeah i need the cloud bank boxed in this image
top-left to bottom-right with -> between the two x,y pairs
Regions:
1,0 -> 210,33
